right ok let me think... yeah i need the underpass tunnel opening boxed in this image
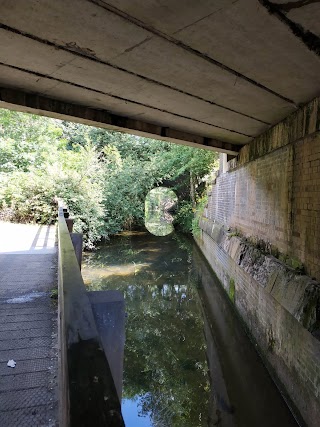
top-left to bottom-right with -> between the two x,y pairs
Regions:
0,106 -> 219,247
1,102 -> 314,427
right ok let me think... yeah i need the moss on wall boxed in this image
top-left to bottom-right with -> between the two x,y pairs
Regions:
229,278 -> 235,303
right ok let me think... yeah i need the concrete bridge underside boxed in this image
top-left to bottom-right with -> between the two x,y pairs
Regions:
0,0 -> 319,154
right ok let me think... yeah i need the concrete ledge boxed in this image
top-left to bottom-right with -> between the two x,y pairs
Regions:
199,217 -> 320,334
57,207 -> 124,427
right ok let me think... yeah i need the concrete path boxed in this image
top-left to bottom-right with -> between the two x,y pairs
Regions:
0,222 -> 58,427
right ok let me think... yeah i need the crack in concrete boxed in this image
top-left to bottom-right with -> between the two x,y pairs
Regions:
172,0 -> 240,35
0,23 -> 271,126
45,57 -> 78,81
0,61 -> 254,138
122,36 -> 153,54
270,0 -> 320,12
87,0 -> 297,106
65,41 -> 97,57
260,0 -> 320,55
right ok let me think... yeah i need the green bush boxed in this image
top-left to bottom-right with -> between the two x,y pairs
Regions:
174,201 -> 194,233
0,109 -> 219,247
0,145 -> 106,249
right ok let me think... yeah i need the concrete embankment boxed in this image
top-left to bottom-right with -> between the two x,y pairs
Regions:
195,221 -> 320,427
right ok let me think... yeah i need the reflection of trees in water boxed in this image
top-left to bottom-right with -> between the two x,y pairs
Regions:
84,233 -> 210,426
123,281 -> 209,427
145,187 -> 178,236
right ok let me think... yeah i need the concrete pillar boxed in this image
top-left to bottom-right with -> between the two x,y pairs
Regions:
219,153 -> 228,173
222,153 -> 228,173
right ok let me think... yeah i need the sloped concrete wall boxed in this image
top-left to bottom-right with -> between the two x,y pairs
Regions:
195,226 -> 320,427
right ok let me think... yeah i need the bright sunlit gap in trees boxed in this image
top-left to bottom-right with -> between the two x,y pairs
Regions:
145,187 -> 178,237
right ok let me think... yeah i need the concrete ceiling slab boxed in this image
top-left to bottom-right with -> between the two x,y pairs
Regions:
0,64 -> 249,147
0,0 -> 319,152
42,83 -> 251,144
112,37 -> 295,122
271,0 -> 320,34
0,0 -> 294,123
0,0 -> 150,61
0,28 -> 265,137
282,4 -> 320,38
0,30 -> 76,76
49,59 -> 265,136
174,0 -> 320,104
0,65 -> 59,94
99,0 -> 236,35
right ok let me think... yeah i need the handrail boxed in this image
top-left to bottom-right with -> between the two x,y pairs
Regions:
57,202 -> 124,426
57,204 -> 70,427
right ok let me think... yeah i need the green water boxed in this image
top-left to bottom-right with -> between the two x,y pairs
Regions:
82,232 -> 298,427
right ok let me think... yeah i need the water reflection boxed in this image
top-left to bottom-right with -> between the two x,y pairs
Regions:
122,397 -> 152,426
83,233 -> 209,427
145,187 -> 178,236
82,232 -> 298,427
193,250 -> 297,427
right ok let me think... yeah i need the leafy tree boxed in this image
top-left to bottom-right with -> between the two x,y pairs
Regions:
0,110 -> 65,172
0,109 -> 218,246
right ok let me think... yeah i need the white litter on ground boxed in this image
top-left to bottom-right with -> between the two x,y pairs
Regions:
5,292 -> 47,304
7,359 -> 16,368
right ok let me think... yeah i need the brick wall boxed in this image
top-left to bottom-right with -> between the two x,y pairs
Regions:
292,133 -> 320,280
197,98 -> 320,427
206,132 -> 320,281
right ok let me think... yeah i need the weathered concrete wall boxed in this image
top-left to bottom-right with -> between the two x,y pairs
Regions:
198,98 -> 320,427
195,229 -> 320,427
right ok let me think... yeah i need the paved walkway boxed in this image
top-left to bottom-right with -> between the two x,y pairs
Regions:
0,222 -> 58,427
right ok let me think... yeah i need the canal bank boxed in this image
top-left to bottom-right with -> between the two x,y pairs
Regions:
195,220 -> 320,427
82,231 -> 298,427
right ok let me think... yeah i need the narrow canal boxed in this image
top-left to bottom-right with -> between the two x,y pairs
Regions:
82,232 -> 298,427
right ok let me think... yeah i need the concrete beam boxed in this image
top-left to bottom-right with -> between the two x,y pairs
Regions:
0,87 -> 241,155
